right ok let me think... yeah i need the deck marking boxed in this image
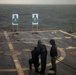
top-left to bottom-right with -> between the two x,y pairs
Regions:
64,36 -> 71,39
0,69 -> 17,72
60,30 -> 76,38
4,31 -> 25,75
0,30 -> 66,72
8,30 -> 59,34
66,46 -> 76,49
52,37 -> 62,40
69,52 -> 76,55
0,46 -> 66,72
22,49 -> 31,51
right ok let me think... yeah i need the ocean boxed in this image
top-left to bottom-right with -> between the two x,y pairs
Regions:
0,4 -> 76,32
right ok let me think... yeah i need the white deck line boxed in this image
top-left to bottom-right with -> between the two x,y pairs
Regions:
60,30 -> 76,38
4,31 -> 25,75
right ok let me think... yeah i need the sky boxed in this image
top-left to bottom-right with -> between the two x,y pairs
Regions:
0,0 -> 76,4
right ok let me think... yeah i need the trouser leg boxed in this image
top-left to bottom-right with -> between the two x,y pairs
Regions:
51,57 -> 56,70
29,59 -> 32,70
34,61 -> 39,72
41,55 -> 46,72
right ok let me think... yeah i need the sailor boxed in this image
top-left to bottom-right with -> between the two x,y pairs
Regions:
37,40 -> 47,74
29,47 -> 39,72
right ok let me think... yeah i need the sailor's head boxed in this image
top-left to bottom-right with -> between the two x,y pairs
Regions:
34,47 -> 37,50
38,40 -> 42,45
50,39 -> 55,45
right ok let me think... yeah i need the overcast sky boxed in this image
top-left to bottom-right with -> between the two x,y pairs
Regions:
0,0 -> 76,4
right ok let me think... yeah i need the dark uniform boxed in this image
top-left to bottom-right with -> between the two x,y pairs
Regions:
49,39 -> 58,71
37,40 -> 47,74
29,47 -> 39,72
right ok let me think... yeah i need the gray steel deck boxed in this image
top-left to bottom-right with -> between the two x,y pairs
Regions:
0,30 -> 76,75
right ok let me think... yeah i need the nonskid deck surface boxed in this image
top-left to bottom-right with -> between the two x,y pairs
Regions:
0,30 -> 76,75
